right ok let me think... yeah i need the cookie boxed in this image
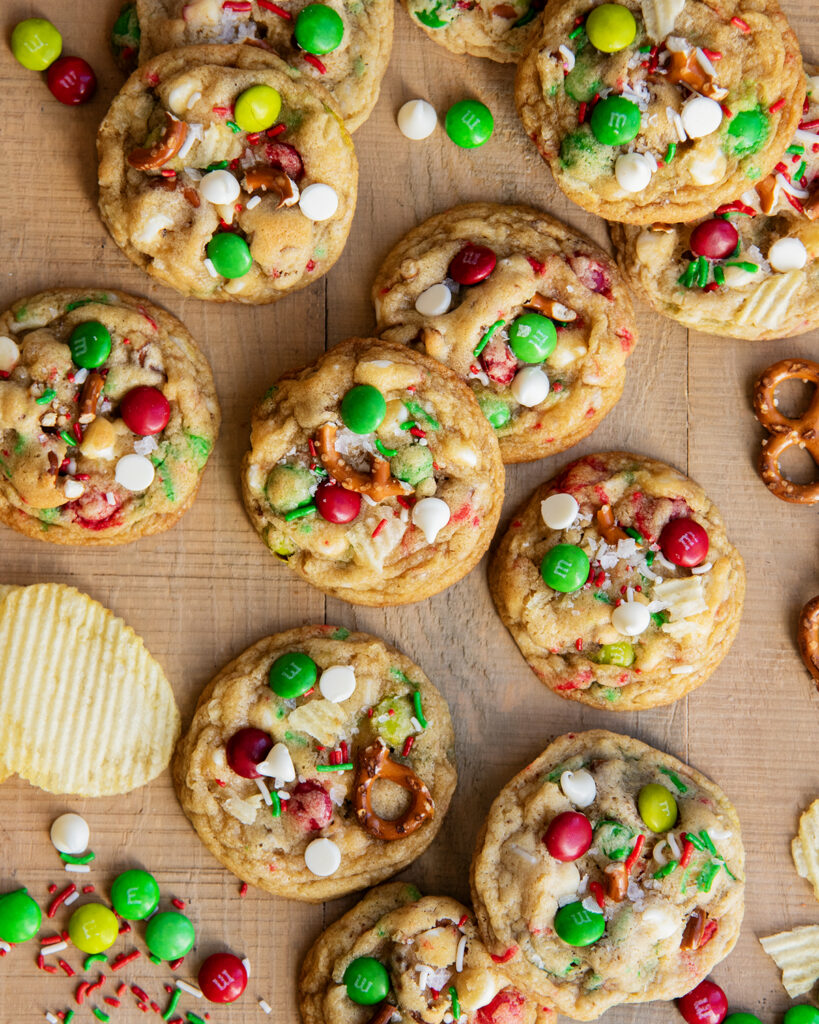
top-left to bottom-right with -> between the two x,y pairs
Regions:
172,627 -> 457,901
242,337 -> 505,605
135,0 -> 393,131
515,0 -> 804,224
470,730 -> 745,1020
0,288 -> 219,544
611,69 -> 819,337
401,0 -> 541,63
97,44 -> 357,303
299,881 -> 552,1023
489,452 -> 744,710
373,203 -> 636,464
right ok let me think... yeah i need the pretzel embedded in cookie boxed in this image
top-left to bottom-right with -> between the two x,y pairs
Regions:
753,358 -> 819,504
127,112 -> 188,171
797,596 -> 819,689
353,739 -> 434,841
315,423 -> 406,501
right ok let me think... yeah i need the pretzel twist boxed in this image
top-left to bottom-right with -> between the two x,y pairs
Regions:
315,423 -> 406,501
353,739 -> 434,841
753,358 -> 819,504
798,596 -> 819,689
127,112 -> 188,171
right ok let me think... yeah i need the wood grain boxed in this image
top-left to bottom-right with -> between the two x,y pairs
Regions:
0,0 -> 817,1020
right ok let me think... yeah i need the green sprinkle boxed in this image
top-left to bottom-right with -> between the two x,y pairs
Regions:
659,767 -> 687,793
413,690 -> 427,729
652,859 -> 678,879
568,23 -> 584,37
731,238 -> 741,258
65,1013 -> 75,1024
795,160 -> 807,181
699,830 -> 718,856
36,389 -> 56,405
725,261 -> 759,273
638,43 -> 652,52
602,687 -> 619,702
84,953 -> 108,970
512,6 -> 536,27
284,730 -> 308,746
226,120 -> 240,133
160,471 -> 176,503
316,763 -> 354,772
65,298 -> 95,312
187,1014 -> 207,1024
645,550 -> 655,566
473,319 -> 505,359
679,866 -> 692,892
399,420 -> 417,431
185,432 -> 212,467
695,255 -> 709,288
722,862 -> 738,881
205,160 -> 229,171
149,954 -> 162,965
162,988 -> 181,1021
664,142 -> 676,163
285,502 -> 316,521
390,667 -> 414,686
593,591 -> 612,603
697,861 -> 721,892
276,706 -> 287,719
679,260 -> 697,288
271,791 -> 281,817
685,832 -> 706,851
14,433 -> 25,454
713,264 -> 725,286
650,611 -> 668,628
93,1010 -> 110,1022
331,627 -> 350,640
60,430 -> 78,447
61,850 -> 95,864
449,987 -> 460,1020
787,144 -> 805,154
375,438 -> 397,458
404,399 -> 440,430
624,527 -> 644,545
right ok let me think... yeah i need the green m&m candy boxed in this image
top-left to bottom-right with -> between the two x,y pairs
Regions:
145,911 -> 195,960
596,640 -> 634,666
110,869 -> 160,920
445,99 -> 494,148
508,314 -> 557,363
234,84 -> 282,132
637,783 -> 678,832
11,19 -> 62,71
726,108 -> 768,156
269,651 -> 318,698
206,233 -> 252,278
340,384 -> 386,434
590,96 -> 641,145
554,901 -> 605,946
343,957 -> 390,1005
784,1008 -> 819,1024
69,321 -> 112,368
725,1015 -> 763,1024
0,889 -> 41,943
476,391 -> 511,429
585,3 -> 636,52
541,543 -> 589,593
295,4 -> 345,55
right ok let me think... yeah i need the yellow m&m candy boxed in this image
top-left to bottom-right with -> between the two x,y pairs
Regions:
68,903 -> 119,954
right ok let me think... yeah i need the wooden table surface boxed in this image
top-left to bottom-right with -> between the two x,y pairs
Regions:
1,0 -> 818,1020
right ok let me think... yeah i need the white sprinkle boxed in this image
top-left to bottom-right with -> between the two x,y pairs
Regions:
277,790 -> 290,801
0,941 -> 10,953
73,367 -> 90,385
509,844 -> 537,864
186,90 -> 202,110
690,561 -> 712,575
670,665 -> 694,675
64,891 -> 79,906
652,840 -> 668,866
558,45 -> 575,71
204,257 -> 220,279
410,716 -> 423,733
667,832 -> 682,858
708,826 -> 732,841
581,896 -> 604,915
242,957 -> 251,977
65,863 -> 91,873
40,942 -> 68,955
46,1014 -> 59,1024
777,173 -> 810,199
455,934 -> 467,973
176,980 -> 203,998
105,491 -> 117,506
255,778 -> 272,805
259,999 -> 272,1014
416,964 -> 431,990
654,551 -> 677,572
246,195 -> 261,209
177,128 -> 198,161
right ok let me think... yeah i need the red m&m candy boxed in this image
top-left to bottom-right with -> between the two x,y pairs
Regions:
543,811 -> 593,861
677,980 -> 728,1024
315,481 -> 361,523
689,219 -> 739,260
448,244 -> 496,285
47,56 -> 97,105
226,728 -> 272,779
198,952 -> 248,1003
120,386 -> 171,436
659,517 -> 709,567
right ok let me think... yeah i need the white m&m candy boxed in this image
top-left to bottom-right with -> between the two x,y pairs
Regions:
615,153 -> 653,193
611,601 -> 651,636
511,366 -> 549,407
768,237 -> 807,272
412,497 -> 450,543
299,183 -> 339,221
115,453 -> 155,492
681,95 -> 722,139
51,813 -> 90,855
304,838 -> 341,877
415,283 -> 452,316
397,99 -> 437,140
199,169 -> 240,205
319,665 -> 356,702
541,493 -> 579,530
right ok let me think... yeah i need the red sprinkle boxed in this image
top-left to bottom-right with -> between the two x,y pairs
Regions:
457,913 -> 469,928
701,47 -> 721,60
223,0 -> 252,8
118,922 -> 132,935
704,282 -> 720,292
489,946 -> 518,964
171,898 -> 185,910
578,101 -> 587,124
258,0 -> 292,15
160,168 -> 176,178
215,778 -> 226,787
76,983 -> 90,1005
137,1004 -> 148,1013
111,949 -> 141,971
72,422 -> 83,442
589,880 -> 606,910
117,984 -> 127,997
48,884 -> 77,918
305,259 -> 316,272
768,97 -> 786,113
799,118 -> 819,130
41,935 -> 63,946
396,495 -> 415,509
48,884 -> 58,894
575,638 -> 583,651
371,518 -> 387,538
146,71 -> 160,85
303,53 -> 326,74
730,15 -> 750,31
719,104 -> 733,120
168,957 -> 185,970
151,1003 -> 161,1014
680,837 -> 695,868
104,998 -> 121,1008
212,105 -> 230,117
87,975 -> 106,995
58,958 -> 75,976
239,883 -> 248,897
267,124 -> 286,137
409,426 -> 426,438
784,191 -> 805,214
131,986 -> 150,1003
402,735 -> 415,757
340,740 -> 349,762
624,834 -> 645,873
37,955 -> 45,969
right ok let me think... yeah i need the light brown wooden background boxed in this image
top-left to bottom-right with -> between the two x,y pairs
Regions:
1,0 -> 818,1020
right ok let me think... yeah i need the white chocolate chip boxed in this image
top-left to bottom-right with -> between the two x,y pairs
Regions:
50,813 -> 89,855
115,453 -> 155,492
397,99 -> 437,140
412,497 -> 451,543
199,169 -> 241,205
722,263 -> 759,288
167,78 -> 201,115
611,601 -> 651,636
681,94 -> 722,138
63,479 -> 85,500
615,153 -> 653,193
299,183 -> 339,221
415,283 -> 452,316
256,742 -> 295,782
132,213 -> 175,247
304,838 -> 341,876
768,237 -> 807,272
560,768 -> 597,807
0,336 -> 20,373
318,665 -> 356,703
511,366 -> 549,407
541,493 -> 579,531
688,144 -> 727,185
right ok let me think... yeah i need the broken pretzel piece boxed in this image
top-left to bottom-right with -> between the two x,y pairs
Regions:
315,423 -> 406,501
797,595 -> 819,689
596,504 -> 628,545
665,50 -> 724,100
127,112 -> 188,171
243,167 -> 299,209
78,372 -> 104,425
526,294 -> 576,322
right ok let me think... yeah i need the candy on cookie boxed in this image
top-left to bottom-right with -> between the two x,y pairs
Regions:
373,203 -> 636,464
515,0 -> 805,223
172,627 -> 457,901
402,0 -> 544,64
242,337 -> 504,605
489,452 -> 745,710
470,730 -> 745,1020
